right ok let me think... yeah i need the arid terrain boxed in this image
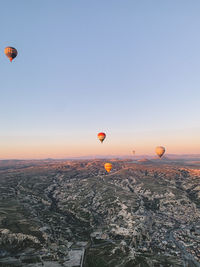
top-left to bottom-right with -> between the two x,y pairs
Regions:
0,159 -> 199,267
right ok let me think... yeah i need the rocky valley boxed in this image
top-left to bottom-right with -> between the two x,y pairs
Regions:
0,159 -> 199,267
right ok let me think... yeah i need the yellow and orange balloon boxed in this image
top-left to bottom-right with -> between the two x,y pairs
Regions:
155,146 -> 165,158
4,47 -> 18,62
104,163 -> 112,173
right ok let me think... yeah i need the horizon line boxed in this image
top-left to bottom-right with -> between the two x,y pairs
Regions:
1,153 -> 200,161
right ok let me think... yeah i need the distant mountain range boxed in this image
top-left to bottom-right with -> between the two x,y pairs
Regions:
1,154 -> 200,161
62,154 -> 200,161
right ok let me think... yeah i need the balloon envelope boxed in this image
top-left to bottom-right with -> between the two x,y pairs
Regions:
4,47 -> 18,62
98,132 -> 106,143
104,163 -> 112,173
155,146 -> 165,158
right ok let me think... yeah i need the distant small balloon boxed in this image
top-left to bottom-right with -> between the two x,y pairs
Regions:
4,47 -> 18,62
104,163 -> 112,173
132,150 -> 135,155
98,132 -> 106,143
155,146 -> 165,158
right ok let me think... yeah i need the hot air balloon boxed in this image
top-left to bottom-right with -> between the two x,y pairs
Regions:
104,163 -> 112,173
155,146 -> 165,158
4,47 -> 18,62
132,150 -> 135,155
98,132 -> 106,143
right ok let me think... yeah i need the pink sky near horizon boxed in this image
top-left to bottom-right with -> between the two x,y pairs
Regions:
0,129 -> 199,159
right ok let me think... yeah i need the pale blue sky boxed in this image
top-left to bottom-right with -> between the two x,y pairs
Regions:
1,0 -> 200,158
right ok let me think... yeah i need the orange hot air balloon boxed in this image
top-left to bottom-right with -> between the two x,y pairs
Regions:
98,132 -> 106,143
155,146 -> 165,158
104,163 -> 112,173
4,47 -> 18,62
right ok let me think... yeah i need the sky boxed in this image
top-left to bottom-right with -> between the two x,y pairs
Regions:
1,0 -> 200,159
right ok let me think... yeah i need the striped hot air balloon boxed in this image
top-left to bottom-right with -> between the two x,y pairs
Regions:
4,47 -> 18,62
97,132 -> 106,143
104,163 -> 112,173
